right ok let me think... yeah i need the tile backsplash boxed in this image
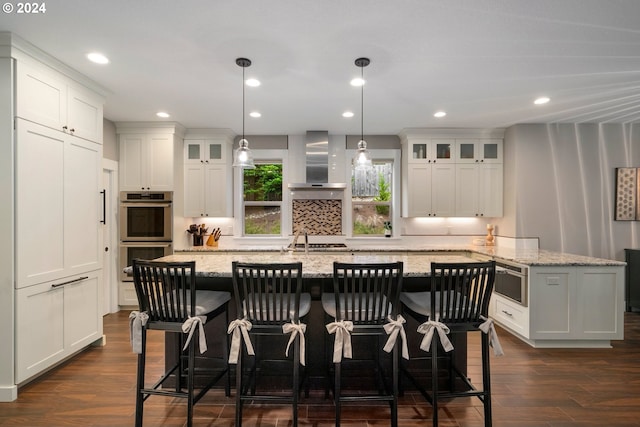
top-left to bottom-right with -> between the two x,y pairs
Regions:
292,199 -> 342,235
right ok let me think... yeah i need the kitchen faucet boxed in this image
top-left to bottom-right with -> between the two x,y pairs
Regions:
286,227 -> 309,253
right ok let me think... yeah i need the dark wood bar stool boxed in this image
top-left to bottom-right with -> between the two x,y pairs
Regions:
400,261 -> 500,427
323,261 -> 406,427
229,261 -> 309,427
130,259 -> 231,427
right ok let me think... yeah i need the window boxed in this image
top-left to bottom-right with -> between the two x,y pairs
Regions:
243,162 -> 283,235
352,160 -> 393,236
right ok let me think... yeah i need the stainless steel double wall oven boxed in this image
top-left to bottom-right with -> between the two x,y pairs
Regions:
119,191 -> 173,281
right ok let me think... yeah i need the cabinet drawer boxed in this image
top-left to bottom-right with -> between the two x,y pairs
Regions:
493,295 -> 528,338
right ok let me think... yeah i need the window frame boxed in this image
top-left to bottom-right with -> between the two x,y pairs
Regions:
346,148 -> 401,238
233,150 -> 289,237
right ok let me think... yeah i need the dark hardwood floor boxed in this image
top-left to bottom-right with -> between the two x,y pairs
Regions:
3,311 -> 640,426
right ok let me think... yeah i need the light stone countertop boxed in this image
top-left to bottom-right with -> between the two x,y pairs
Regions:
152,252 -> 474,278
177,245 -> 626,267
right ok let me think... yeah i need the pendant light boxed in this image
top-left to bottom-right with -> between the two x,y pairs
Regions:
354,57 -> 372,169
233,57 -> 256,169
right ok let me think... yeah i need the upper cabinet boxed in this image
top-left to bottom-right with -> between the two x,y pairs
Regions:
117,123 -> 185,192
183,133 -> 234,218
16,60 -> 103,143
401,130 -> 504,218
407,138 -> 455,164
455,139 -> 503,164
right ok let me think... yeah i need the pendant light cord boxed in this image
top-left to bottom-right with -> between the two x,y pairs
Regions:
242,65 -> 245,141
360,64 -> 364,142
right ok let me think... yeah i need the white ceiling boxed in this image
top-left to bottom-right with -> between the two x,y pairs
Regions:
2,0 -> 640,135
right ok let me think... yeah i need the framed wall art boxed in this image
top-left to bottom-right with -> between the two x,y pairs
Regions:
615,167 -> 640,221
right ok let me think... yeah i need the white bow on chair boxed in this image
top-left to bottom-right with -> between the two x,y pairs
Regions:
128,311 -> 149,354
227,318 -> 255,364
326,320 -> 354,363
283,321 -> 307,366
182,316 -> 207,354
417,320 -> 454,353
383,315 -> 410,360
479,316 -> 504,356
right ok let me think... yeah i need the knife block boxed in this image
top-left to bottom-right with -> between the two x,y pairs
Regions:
206,234 -> 218,247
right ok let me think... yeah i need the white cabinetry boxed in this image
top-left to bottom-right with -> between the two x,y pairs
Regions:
15,270 -> 102,383
183,134 -> 233,218
15,120 -> 103,288
405,162 -> 456,217
400,130 -> 504,218
119,132 -> 176,191
490,264 -> 624,348
455,163 -> 503,217
16,60 -> 103,143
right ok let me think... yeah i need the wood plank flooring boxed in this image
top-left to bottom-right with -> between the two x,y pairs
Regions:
3,311 -> 640,426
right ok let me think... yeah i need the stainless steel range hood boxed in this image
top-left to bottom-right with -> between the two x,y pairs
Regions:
288,131 -> 347,189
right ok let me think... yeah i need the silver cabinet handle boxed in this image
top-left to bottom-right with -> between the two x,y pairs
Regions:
51,276 -> 89,288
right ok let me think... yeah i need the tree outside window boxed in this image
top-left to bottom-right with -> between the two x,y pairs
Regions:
352,161 -> 392,235
243,163 -> 283,235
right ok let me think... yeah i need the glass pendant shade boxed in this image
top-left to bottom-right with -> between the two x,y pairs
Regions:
233,138 -> 255,169
355,139 -> 372,169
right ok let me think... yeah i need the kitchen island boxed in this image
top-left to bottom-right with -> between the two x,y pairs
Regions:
155,246 -> 626,348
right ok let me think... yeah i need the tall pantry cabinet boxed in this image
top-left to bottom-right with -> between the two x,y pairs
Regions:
0,33 -> 106,400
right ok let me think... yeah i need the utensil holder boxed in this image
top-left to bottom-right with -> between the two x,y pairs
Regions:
193,235 -> 204,246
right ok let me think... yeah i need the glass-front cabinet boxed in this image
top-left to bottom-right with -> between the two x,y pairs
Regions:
401,130 -> 504,218
184,138 -> 226,164
407,138 -> 455,163
455,139 -> 502,163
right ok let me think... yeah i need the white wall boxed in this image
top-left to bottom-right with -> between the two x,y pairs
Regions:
498,123 -> 640,260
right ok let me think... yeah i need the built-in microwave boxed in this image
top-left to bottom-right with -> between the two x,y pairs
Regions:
494,260 -> 528,306
119,191 -> 172,242
119,241 -> 173,281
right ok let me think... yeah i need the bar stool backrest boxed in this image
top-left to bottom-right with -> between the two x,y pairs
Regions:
232,261 -> 304,324
332,262 -> 404,324
132,259 -> 197,323
430,261 -> 496,326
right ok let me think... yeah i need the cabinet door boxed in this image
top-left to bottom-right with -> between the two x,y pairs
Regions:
15,121 -> 65,288
478,163 -> 503,217
16,61 -> 67,131
65,138 -> 103,275
67,86 -> 103,143
119,134 -> 146,191
64,272 -> 102,351
184,139 -> 204,164
575,267 -> 623,339
184,164 -> 206,217
480,139 -> 503,163
146,135 -> 174,191
406,164 -> 432,216
431,164 -> 456,216
204,164 -> 228,217
455,164 -> 480,217
15,281 -> 65,383
530,268 -> 573,338
431,139 -> 455,164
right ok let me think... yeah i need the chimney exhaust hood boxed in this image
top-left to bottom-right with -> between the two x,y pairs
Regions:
288,131 -> 346,189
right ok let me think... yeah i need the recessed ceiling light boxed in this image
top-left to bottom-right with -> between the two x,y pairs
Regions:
87,52 -> 109,64
350,78 -> 365,87
534,97 -> 550,105
434,111 -> 447,118
156,112 -> 170,118
249,111 -> 261,118
246,78 -> 261,87
342,111 -> 354,118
